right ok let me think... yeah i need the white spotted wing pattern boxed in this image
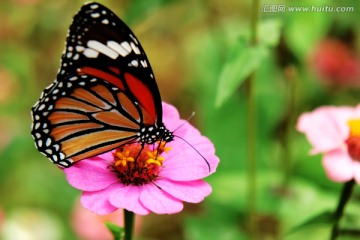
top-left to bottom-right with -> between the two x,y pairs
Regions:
58,2 -> 152,78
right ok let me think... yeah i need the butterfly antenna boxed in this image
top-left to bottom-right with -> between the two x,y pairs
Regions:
173,135 -> 211,172
172,111 -> 196,133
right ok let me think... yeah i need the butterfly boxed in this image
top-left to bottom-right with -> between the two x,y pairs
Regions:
31,2 -> 174,168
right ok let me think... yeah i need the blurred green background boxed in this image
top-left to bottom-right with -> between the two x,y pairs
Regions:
1,0 -> 360,239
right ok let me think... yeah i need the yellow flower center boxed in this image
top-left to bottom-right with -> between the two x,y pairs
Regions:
112,142 -> 171,185
348,119 -> 360,136
346,118 -> 360,161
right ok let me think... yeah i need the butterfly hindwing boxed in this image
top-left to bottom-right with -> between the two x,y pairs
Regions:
32,74 -> 143,166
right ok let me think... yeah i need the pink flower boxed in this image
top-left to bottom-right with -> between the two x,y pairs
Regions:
64,102 -> 219,215
310,39 -> 360,87
0,208 -> 3,232
297,105 -> 360,183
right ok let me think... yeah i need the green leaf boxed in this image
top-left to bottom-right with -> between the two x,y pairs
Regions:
105,222 -> 123,240
258,19 -> 282,47
288,211 -> 335,235
215,39 -> 268,108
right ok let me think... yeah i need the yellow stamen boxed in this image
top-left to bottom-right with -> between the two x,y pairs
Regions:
348,119 -> 360,136
147,151 -> 157,159
114,150 -> 134,167
145,150 -> 165,166
158,141 -> 172,153
115,159 -> 126,167
157,156 -> 165,162
146,151 -> 164,161
146,159 -> 162,166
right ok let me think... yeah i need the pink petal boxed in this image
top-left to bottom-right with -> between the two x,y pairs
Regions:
80,184 -> 121,215
322,149 -> 354,182
160,102 -> 219,180
162,102 -> 181,130
64,160 -> 118,191
354,104 -> 360,115
161,133 -> 219,181
155,179 -> 212,203
140,184 -> 183,214
91,151 -> 114,162
297,106 -> 355,154
109,185 -> 150,215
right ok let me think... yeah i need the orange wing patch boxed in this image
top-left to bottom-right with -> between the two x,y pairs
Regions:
52,122 -> 103,141
118,92 -> 140,122
48,111 -> 89,125
72,88 -> 111,110
139,105 -> 155,125
69,141 -> 132,162
123,72 -> 156,124
61,130 -> 135,160
93,110 -> 138,129
91,84 -> 117,105
55,97 -> 100,112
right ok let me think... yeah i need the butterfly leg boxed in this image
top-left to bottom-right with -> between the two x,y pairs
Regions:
133,143 -> 145,168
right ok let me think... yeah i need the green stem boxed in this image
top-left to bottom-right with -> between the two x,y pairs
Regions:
282,66 -> 297,189
124,209 -> 135,240
330,180 -> 355,240
246,0 -> 260,238
339,228 -> 360,237
246,67 -> 257,239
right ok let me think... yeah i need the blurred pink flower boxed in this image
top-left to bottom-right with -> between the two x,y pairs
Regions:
72,201 -> 141,240
0,208 -> 3,232
310,39 -> 360,87
297,105 -> 360,183
64,102 -> 219,215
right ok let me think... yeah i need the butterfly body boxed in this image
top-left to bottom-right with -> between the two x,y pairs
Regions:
31,2 -> 173,168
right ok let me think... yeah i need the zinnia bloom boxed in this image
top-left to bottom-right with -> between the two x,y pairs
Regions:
297,105 -> 360,183
310,38 -> 360,87
64,102 -> 219,215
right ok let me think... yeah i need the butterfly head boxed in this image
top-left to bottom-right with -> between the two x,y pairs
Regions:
162,127 -> 174,142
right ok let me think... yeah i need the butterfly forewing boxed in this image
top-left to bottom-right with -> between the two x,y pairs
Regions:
59,2 -> 162,121
60,3 -> 149,78
31,2 -> 166,167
